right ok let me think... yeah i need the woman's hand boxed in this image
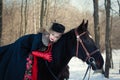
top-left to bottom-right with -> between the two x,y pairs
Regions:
32,51 -> 52,62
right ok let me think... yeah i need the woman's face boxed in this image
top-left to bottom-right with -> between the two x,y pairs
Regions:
49,30 -> 62,43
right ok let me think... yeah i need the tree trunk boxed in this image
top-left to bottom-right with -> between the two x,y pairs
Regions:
45,0 -> 49,26
0,0 -> 2,45
104,0 -> 111,78
93,0 -> 100,48
20,0 -> 24,36
117,0 -> 120,16
20,0 -> 28,36
110,11 -> 113,69
24,0 -> 28,34
40,0 -> 47,32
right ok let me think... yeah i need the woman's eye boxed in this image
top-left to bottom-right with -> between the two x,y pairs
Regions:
56,37 -> 59,39
51,33 -> 54,36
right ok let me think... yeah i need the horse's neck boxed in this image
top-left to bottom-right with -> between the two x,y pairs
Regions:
51,31 -> 74,69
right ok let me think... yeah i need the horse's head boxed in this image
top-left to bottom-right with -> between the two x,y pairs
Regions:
66,20 -> 104,70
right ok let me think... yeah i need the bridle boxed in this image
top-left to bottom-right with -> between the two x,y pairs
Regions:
74,29 -> 99,80
74,29 -> 99,61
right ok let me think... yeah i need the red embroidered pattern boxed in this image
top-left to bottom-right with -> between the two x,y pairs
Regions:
24,54 -> 33,80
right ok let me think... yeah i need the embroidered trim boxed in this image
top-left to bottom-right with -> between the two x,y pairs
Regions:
24,54 -> 33,80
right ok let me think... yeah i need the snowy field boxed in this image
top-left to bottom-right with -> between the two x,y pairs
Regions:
68,49 -> 120,80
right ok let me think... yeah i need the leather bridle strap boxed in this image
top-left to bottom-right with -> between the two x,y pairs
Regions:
74,29 -> 99,61
74,29 -> 99,80
75,29 -> 90,58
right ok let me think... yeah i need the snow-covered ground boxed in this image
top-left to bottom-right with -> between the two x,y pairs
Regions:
68,49 -> 120,80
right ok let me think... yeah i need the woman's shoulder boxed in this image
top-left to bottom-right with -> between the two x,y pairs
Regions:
21,33 -> 42,38
14,33 -> 42,43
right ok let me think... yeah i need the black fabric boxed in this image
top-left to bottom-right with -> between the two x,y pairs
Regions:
0,33 -> 43,80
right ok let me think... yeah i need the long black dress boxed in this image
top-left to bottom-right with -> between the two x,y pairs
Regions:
0,33 -> 44,80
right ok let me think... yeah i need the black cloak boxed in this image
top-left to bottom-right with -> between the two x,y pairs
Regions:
0,33 -> 43,80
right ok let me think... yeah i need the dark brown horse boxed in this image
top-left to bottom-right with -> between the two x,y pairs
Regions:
37,20 -> 104,80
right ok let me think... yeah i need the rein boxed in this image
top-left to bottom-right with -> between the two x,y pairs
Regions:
45,61 -> 59,80
74,29 -> 99,80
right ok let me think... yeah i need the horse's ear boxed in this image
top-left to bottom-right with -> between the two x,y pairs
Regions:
84,20 -> 88,30
80,19 -> 84,27
77,19 -> 84,31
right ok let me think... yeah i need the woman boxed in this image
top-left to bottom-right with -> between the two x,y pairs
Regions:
0,23 -> 65,80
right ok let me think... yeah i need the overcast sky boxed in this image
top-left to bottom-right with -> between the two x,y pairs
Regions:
70,0 -> 119,15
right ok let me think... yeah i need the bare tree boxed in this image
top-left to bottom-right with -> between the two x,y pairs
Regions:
20,0 -> 28,35
104,0 -> 111,78
20,0 -> 24,36
110,10 -> 113,69
40,0 -> 47,32
117,0 -> 120,16
93,0 -> 100,48
0,0 -> 2,45
24,0 -> 28,34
